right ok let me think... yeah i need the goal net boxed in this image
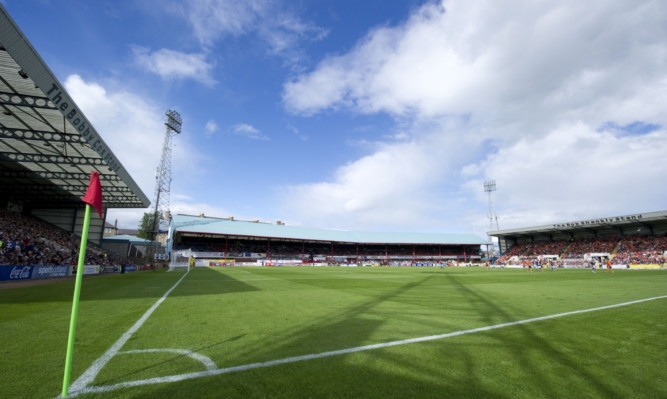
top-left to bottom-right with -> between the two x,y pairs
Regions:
169,249 -> 193,271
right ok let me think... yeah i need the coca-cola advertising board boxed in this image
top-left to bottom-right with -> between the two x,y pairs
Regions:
0,265 -> 34,281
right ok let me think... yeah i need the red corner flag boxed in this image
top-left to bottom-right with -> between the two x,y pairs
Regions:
82,171 -> 103,218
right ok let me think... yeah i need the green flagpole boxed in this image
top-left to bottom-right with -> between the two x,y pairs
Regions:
62,204 -> 92,397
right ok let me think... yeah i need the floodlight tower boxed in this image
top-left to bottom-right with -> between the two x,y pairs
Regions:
149,109 -> 182,243
484,180 -> 500,257
484,180 -> 498,231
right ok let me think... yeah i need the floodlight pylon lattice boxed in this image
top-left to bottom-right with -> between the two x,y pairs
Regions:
149,110 -> 181,243
484,180 -> 500,256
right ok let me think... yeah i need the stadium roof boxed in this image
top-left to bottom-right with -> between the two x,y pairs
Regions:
0,6 -> 149,210
172,214 -> 488,245
488,210 -> 667,240
102,234 -> 160,246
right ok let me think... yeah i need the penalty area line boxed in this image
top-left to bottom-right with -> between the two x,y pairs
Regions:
68,294 -> 666,397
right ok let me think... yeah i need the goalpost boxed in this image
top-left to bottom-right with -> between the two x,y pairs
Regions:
169,249 -> 193,271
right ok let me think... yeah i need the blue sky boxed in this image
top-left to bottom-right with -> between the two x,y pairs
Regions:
3,0 -> 666,237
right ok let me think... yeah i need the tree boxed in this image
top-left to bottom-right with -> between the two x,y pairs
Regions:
137,211 -> 163,239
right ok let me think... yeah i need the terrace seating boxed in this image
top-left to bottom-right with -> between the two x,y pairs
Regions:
612,234 -> 667,265
0,209 -> 133,267
498,234 -> 665,266
561,236 -> 619,258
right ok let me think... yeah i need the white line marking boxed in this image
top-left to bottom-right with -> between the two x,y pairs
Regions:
119,349 -> 217,371
213,275 -> 417,282
65,294 -> 666,397
66,269 -> 190,394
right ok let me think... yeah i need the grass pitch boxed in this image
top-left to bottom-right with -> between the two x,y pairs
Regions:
1,266 -> 665,398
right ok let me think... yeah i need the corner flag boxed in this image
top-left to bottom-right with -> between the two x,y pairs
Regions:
82,171 -> 103,218
62,171 -> 103,397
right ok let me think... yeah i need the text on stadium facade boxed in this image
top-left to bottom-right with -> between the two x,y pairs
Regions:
553,214 -> 643,229
45,83 -> 121,173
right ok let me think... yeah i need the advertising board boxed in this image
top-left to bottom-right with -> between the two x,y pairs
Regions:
0,265 -> 34,281
32,265 -> 69,279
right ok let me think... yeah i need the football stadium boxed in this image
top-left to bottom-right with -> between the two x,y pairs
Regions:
1,4 -> 666,399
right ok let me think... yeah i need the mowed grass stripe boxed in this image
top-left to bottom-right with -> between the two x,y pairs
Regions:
0,267 -> 664,398
91,267 -> 665,397
72,294 -> 665,398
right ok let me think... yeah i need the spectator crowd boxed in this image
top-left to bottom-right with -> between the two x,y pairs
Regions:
611,234 -> 667,265
496,234 -> 666,266
0,209 -> 133,267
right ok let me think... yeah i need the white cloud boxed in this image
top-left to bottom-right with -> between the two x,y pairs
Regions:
280,117 -> 479,232
181,0 -> 260,40
283,0 -> 667,131
462,123 -> 667,228
64,74 -> 204,228
132,46 -> 216,85
279,0 -> 667,232
64,74 -> 164,193
232,123 -> 268,140
286,123 -> 308,141
283,147 -> 435,229
204,120 -> 218,138
177,0 -> 327,58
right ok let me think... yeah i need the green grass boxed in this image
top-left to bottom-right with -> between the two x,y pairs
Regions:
1,266 -> 665,398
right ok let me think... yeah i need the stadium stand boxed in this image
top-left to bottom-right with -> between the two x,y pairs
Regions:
612,234 -> 667,265
168,212 -> 667,269
0,8 -> 151,281
0,209 -> 135,267
167,214 -> 488,267
491,213 -> 667,268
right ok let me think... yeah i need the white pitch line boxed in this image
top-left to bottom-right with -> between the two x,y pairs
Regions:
65,268 -> 190,395
66,294 -> 666,397
119,349 -> 217,371
216,275 -> 418,282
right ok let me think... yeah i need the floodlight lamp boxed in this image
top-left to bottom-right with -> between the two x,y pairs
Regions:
164,109 -> 182,134
484,180 -> 496,193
